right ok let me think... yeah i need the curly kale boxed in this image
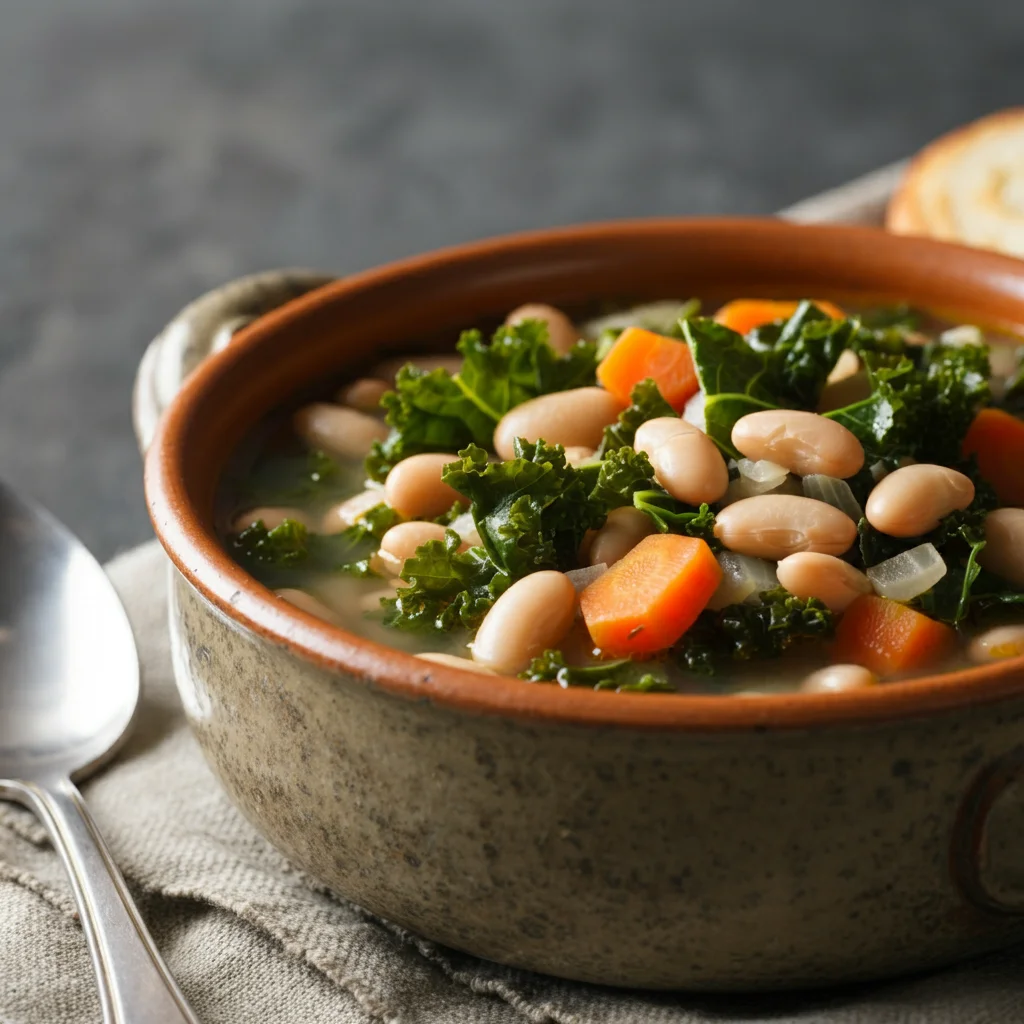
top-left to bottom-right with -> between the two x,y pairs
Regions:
519,650 -> 674,693
596,378 -> 676,456
366,320 -> 600,479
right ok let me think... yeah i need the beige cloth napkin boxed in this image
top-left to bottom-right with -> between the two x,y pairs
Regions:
4,540 -> 1024,1024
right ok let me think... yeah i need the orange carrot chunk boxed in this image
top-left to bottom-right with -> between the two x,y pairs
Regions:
596,326 -> 699,411
713,299 -> 846,336
832,595 -> 955,677
962,407 -> 1024,507
579,534 -> 722,657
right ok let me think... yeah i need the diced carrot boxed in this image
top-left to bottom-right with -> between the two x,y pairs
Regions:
962,407 -> 1024,506
596,326 -> 699,411
832,595 -> 955,677
579,534 -> 722,657
713,299 -> 847,336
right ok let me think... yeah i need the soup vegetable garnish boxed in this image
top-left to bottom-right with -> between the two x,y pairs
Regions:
222,298 -> 1024,695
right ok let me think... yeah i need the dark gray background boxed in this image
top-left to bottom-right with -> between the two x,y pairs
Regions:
1,0 -> 1021,561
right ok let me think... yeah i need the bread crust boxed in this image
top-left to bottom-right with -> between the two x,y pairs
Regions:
886,108 -> 1024,246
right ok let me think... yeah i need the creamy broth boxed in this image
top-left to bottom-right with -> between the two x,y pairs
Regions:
218,299 -> 1024,694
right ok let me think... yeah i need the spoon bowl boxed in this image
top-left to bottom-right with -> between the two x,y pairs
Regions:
0,479 -> 199,1023
0,482 -> 137,780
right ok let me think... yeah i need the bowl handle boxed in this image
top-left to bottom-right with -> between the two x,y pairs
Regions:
133,269 -> 335,454
953,745 -> 1024,913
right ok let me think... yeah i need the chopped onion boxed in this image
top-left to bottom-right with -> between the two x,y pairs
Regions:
869,460 -> 889,482
817,370 -> 871,413
802,474 -> 864,522
940,325 -> 984,348
826,348 -> 861,384
364,479 -> 386,491
683,389 -> 706,432
989,342 -> 1023,378
566,563 -> 607,593
867,543 -> 947,602
738,458 -> 789,487
581,299 -> 699,339
707,552 -> 779,610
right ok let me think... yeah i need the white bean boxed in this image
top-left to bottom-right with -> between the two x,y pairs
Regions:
505,303 -> 579,355
294,403 -> 389,459
714,495 -> 858,560
415,652 -> 498,675
776,552 -> 873,612
968,625 -> 1024,664
337,377 -> 391,412
472,571 -> 577,673
232,506 -> 311,533
321,490 -> 387,535
731,410 -> 864,479
384,452 -> 465,519
587,507 -> 655,567
275,588 -> 340,625
493,387 -> 624,461
978,507 -> 1024,587
801,664 -> 878,693
372,521 -> 451,578
634,416 -> 729,506
865,464 -> 975,537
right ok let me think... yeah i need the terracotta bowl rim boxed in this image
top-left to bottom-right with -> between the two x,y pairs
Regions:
145,216 -> 1024,732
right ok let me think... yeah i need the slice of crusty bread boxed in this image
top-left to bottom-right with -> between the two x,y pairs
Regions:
887,108 -> 1024,257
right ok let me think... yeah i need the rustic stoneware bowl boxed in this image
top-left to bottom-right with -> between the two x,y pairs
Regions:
143,220 -> 1024,991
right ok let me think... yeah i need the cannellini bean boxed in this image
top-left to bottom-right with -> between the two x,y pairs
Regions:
415,652 -> 498,675
321,490 -> 387,535
714,495 -> 858,560
563,445 -> 596,466
275,588 -> 340,624
968,625 -> 1024,664
587,507 -> 655,567
372,521 -> 451,578
505,303 -> 579,355
634,416 -> 729,506
865,464 -> 975,538
978,508 -> 1024,588
232,506 -> 310,533
493,387 -> 624,461
337,377 -> 391,413
372,353 -> 463,382
776,552 -> 873,612
801,664 -> 878,693
472,571 -> 577,673
384,452 -> 465,519
294,403 -> 389,459
731,410 -> 864,479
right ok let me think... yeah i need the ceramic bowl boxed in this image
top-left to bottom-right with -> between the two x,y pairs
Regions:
143,219 -> 1024,991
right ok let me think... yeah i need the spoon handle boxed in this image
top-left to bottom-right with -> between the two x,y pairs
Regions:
2,776 -> 201,1024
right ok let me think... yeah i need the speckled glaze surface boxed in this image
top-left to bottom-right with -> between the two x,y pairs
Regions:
145,220 -> 1024,990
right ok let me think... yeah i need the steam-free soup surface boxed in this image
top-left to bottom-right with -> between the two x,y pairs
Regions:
219,298 -> 1024,695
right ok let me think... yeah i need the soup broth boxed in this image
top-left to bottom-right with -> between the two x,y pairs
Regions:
218,298 -> 1024,695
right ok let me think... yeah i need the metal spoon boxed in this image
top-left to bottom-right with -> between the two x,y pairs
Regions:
0,481 -> 199,1023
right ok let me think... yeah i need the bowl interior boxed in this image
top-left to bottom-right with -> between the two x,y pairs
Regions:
146,218 -> 1024,729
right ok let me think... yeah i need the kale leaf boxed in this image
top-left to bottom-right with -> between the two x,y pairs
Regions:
596,378 -> 676,456
519,649 -> 674,693
366,320 -> 600,479
587,447 -> 656,511
674,588 -> 834,674
232,518 -> 309,567
632,491 -> 719,548
441,440 -> 606,578
382,530 -> 508,632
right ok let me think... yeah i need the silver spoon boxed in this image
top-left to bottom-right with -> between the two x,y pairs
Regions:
0,481 -> 200,1023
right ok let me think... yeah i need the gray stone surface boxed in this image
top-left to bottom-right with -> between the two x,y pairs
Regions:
0,0 -> 1021,560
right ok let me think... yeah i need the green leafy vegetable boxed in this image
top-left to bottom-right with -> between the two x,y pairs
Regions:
442,440 -> 605,579
632,491 -> 719,548
366,321 -> 600,479
674,589 -> 834,674
232,518 -> 309,567
519,649 -> 674,692
587,447 -> 655,511
596,378 -> 675,456
382,530 -> 508,632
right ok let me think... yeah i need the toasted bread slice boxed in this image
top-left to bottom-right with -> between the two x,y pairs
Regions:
887,109 -> 1024,257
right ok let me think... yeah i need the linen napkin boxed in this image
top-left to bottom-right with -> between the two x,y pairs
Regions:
3,540 -> 1024,1024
